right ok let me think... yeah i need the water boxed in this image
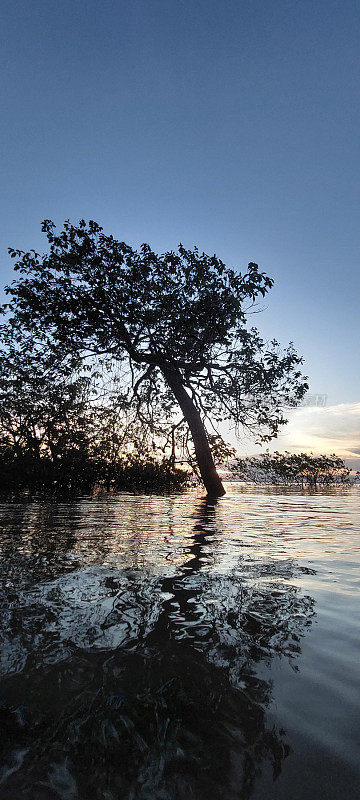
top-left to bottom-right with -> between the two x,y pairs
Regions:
0,485 -> 359,799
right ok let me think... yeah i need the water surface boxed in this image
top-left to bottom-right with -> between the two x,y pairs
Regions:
0,485 -> 359,799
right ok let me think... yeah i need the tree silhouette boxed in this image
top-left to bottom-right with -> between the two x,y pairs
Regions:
0,343 -> 189,495
2,220 -> 308,496
236,451 -> 350,486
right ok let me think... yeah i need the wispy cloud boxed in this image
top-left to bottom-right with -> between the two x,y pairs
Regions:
267,402 -> 360,468
226,402 -> 360,468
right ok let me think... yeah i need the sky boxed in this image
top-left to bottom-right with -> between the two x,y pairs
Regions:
1,0 -> 359,463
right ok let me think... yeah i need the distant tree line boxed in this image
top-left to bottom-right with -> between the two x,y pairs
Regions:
235,451 -> 350,487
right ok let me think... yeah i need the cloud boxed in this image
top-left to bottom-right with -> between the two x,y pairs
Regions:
267,402 -> 360,468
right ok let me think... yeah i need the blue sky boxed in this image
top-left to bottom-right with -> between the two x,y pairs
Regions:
1,0 -> 359,453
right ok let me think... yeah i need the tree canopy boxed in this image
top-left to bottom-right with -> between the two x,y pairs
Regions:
1,219 -> 308,495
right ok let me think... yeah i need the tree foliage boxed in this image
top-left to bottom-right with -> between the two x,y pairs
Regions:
1,220 -> 309,494
235,451 -> 350,486
0,346 -> 188,496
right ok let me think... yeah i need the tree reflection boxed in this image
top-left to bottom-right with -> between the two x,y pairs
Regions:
0,499 -> 315,800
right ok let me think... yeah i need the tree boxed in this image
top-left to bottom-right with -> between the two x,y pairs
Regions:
236,451 -> 350,486
0,342 -> 189,495
0,342 -> 91,460
1,219 -> 308,496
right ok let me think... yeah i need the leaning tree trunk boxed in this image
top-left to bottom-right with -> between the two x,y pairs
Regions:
161,365 -> 225,497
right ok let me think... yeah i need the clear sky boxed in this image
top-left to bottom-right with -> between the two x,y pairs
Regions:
1,1 -> 359,459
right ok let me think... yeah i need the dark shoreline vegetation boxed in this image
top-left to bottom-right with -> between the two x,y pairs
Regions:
0,452 -> 189,499
0,446 -> 352,500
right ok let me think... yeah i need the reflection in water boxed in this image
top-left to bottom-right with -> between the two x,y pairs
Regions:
1,489 -> 353,799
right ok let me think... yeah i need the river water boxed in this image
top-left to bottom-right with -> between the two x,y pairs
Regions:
0,485 -> 359,799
